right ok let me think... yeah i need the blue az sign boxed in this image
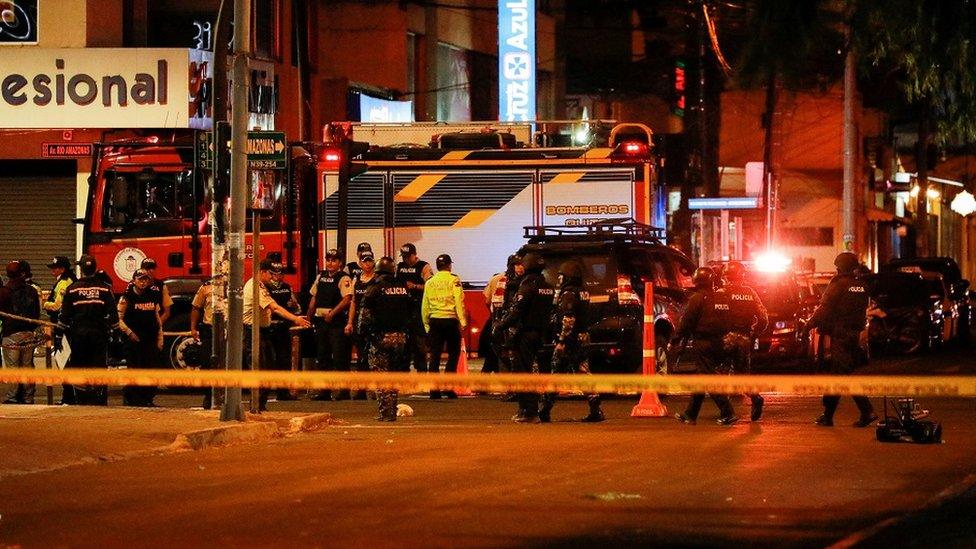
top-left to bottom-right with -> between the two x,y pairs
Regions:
498,0 -> 535,122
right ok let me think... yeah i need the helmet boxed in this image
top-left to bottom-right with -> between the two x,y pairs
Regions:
376,256 -> 396,275
558,261 -> 583,280
692,267 -> 714,289
834,252 -> 859,273
506,254 -> 522,269
723,261 -> 746,282
521,252 -> 545,272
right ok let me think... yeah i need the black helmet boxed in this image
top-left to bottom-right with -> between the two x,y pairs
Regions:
834,252 -> 859,273
692,267 -> 714,289
558,261 -> 583,280
506,254 -> 522,269
376,256 -> 396,275
723,261 -> 746,282
521,252 -> 545,272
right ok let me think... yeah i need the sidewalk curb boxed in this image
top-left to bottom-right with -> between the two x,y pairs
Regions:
168,413 -> 337,451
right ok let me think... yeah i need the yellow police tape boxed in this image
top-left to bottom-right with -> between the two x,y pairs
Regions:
1,369 -> 974,397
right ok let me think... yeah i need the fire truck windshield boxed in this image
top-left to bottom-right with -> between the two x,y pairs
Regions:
103,168 -> 197,228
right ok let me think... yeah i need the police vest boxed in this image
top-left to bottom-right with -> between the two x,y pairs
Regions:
697,285 -> 760,336
553,285 -> 590,336
62,277 -> 117,336
268,281 -> 294,309
521,273 -> 556,331
829,274 -> 870,329
396,260 -> 429,300
353,274 -> 374,307
315,271 -> 348,310
367,278 -> 413,333
123,286 -> 161,336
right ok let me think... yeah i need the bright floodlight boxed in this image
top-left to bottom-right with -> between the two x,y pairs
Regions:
574,128 -> 589,144
950,190 -> 976,216
754,250 -> 791,272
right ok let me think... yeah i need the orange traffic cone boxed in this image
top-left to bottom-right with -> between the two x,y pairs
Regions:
453,338 -> 474,397
632,281 -> 668,417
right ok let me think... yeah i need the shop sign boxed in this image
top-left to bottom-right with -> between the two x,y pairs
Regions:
0,48 -> 213,129
498,0 -> 536,123
42,142 -> 92,158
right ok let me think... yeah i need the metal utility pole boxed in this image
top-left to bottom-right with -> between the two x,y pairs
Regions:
221,0 -> 250,422
842,27 -> 856,252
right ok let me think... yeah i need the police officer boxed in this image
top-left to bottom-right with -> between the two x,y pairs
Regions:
483,254 -> 521,375
497,252 -> 554,423
347,242 -> 372,278
671,267 -> 739,425
345,250 -> 378,400
421,254 -> 467,399
139,258 -> 173,325
118,269 -> 164,407
540,261 -> 604,423
44,256 -> 75,353
359,257 -> 413,421
397,243 -> 433,373
720,261 -> 769,421
806,252 -> 877,427
265,260 -> 301,401
58,255 -> 120,405
190,274 -> 219,409
308,249 -> 353,400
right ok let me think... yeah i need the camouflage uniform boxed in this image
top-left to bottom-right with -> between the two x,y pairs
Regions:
360,268 -> 412,421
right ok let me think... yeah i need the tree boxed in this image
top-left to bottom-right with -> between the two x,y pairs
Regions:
854,0 -> 976,256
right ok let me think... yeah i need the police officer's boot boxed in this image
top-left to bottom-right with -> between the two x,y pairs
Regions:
581,394 -> 605,423
750,394 -> 764,422
22,383 -> 35,405
538,393 -> 556,423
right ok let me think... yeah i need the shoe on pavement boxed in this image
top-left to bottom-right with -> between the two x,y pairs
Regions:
853,414 -> 879,428
716,415 -> 740,426
444,391 -> 458,399
815,415 -> 834,427
512,413 -> 540,424
374,415 -> 396,422
675,412 -> 697,425
538,408 -> 552,423
429,390 -> 442,400
751,397 -> 764,422
580,410 -> 606,423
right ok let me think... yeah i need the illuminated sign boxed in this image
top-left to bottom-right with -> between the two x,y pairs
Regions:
0,48 -> 213,129
672,60 -> 685,117
688,197 -> 759,210
0,0 -> 38,45
359,94 -> 413,122
42,142 -> 92,158
498,0 -> 535,122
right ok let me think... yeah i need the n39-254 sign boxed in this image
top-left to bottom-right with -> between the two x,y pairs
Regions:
498,0 -> 535,123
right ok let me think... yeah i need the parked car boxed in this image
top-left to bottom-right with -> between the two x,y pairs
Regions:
864,271 -> 954,354
518,220 -> 695,374
881,257 -> 971,342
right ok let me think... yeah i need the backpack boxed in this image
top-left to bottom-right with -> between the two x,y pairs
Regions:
10,283 -> 40,319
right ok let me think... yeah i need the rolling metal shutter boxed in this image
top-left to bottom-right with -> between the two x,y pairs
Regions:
0,163 -> 77,290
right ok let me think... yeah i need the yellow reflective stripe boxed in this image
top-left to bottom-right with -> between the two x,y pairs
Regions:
583,148 -> 613,159
548,172 -> 585,184
453,209 -> 497,228
394,174 -> 445,202
643,315 -> 654,322
642,350 -> 655,358
441,150 -> 473,161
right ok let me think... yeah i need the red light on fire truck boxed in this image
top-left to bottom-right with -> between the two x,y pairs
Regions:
321,148 -> 342,171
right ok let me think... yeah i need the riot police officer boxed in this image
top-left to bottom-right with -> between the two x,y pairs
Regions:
806,252 -> 876,427
497,251 -> 554,423
397,243 -> 433,373
540,260 -> 604,423
359,257 -> 413,421
671,267 -> 739,425
58,255 -> 120,405
720,261 -> 769,421
490,255 -> 524,376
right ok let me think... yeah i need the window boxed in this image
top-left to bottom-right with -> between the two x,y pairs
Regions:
253,0 -> 280,60
103,169 -> 197,229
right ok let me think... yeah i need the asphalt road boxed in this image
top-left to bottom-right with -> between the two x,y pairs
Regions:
1,347 -> 975,547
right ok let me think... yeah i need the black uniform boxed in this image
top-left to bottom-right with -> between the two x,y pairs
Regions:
121,284 -> 163,406
312,269 -> 352,377
540,279 -> 602,421
493,271 -> 521,373
498,270 -> 554,419
807,272 -> 873,421
396,260 -> 429,373
672,286 -> 737,422
715,281 -> 769,415
268,279 -> 299,400
346,261 -> 364,279
360,273 -> 413,420
59,277 -> 119,405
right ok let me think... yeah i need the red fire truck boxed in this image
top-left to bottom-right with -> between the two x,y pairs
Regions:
82,121 -> 665,368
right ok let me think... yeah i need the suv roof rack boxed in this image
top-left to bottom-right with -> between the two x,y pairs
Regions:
523,218 -> 666,244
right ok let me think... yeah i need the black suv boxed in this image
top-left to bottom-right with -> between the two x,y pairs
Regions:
517,220 -> 696,374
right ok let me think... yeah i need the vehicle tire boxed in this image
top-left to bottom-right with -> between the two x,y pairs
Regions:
893,317 -> 924,355
163,312 -> 200,370
875,424 -> 901,443
654,327 -> 671,375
